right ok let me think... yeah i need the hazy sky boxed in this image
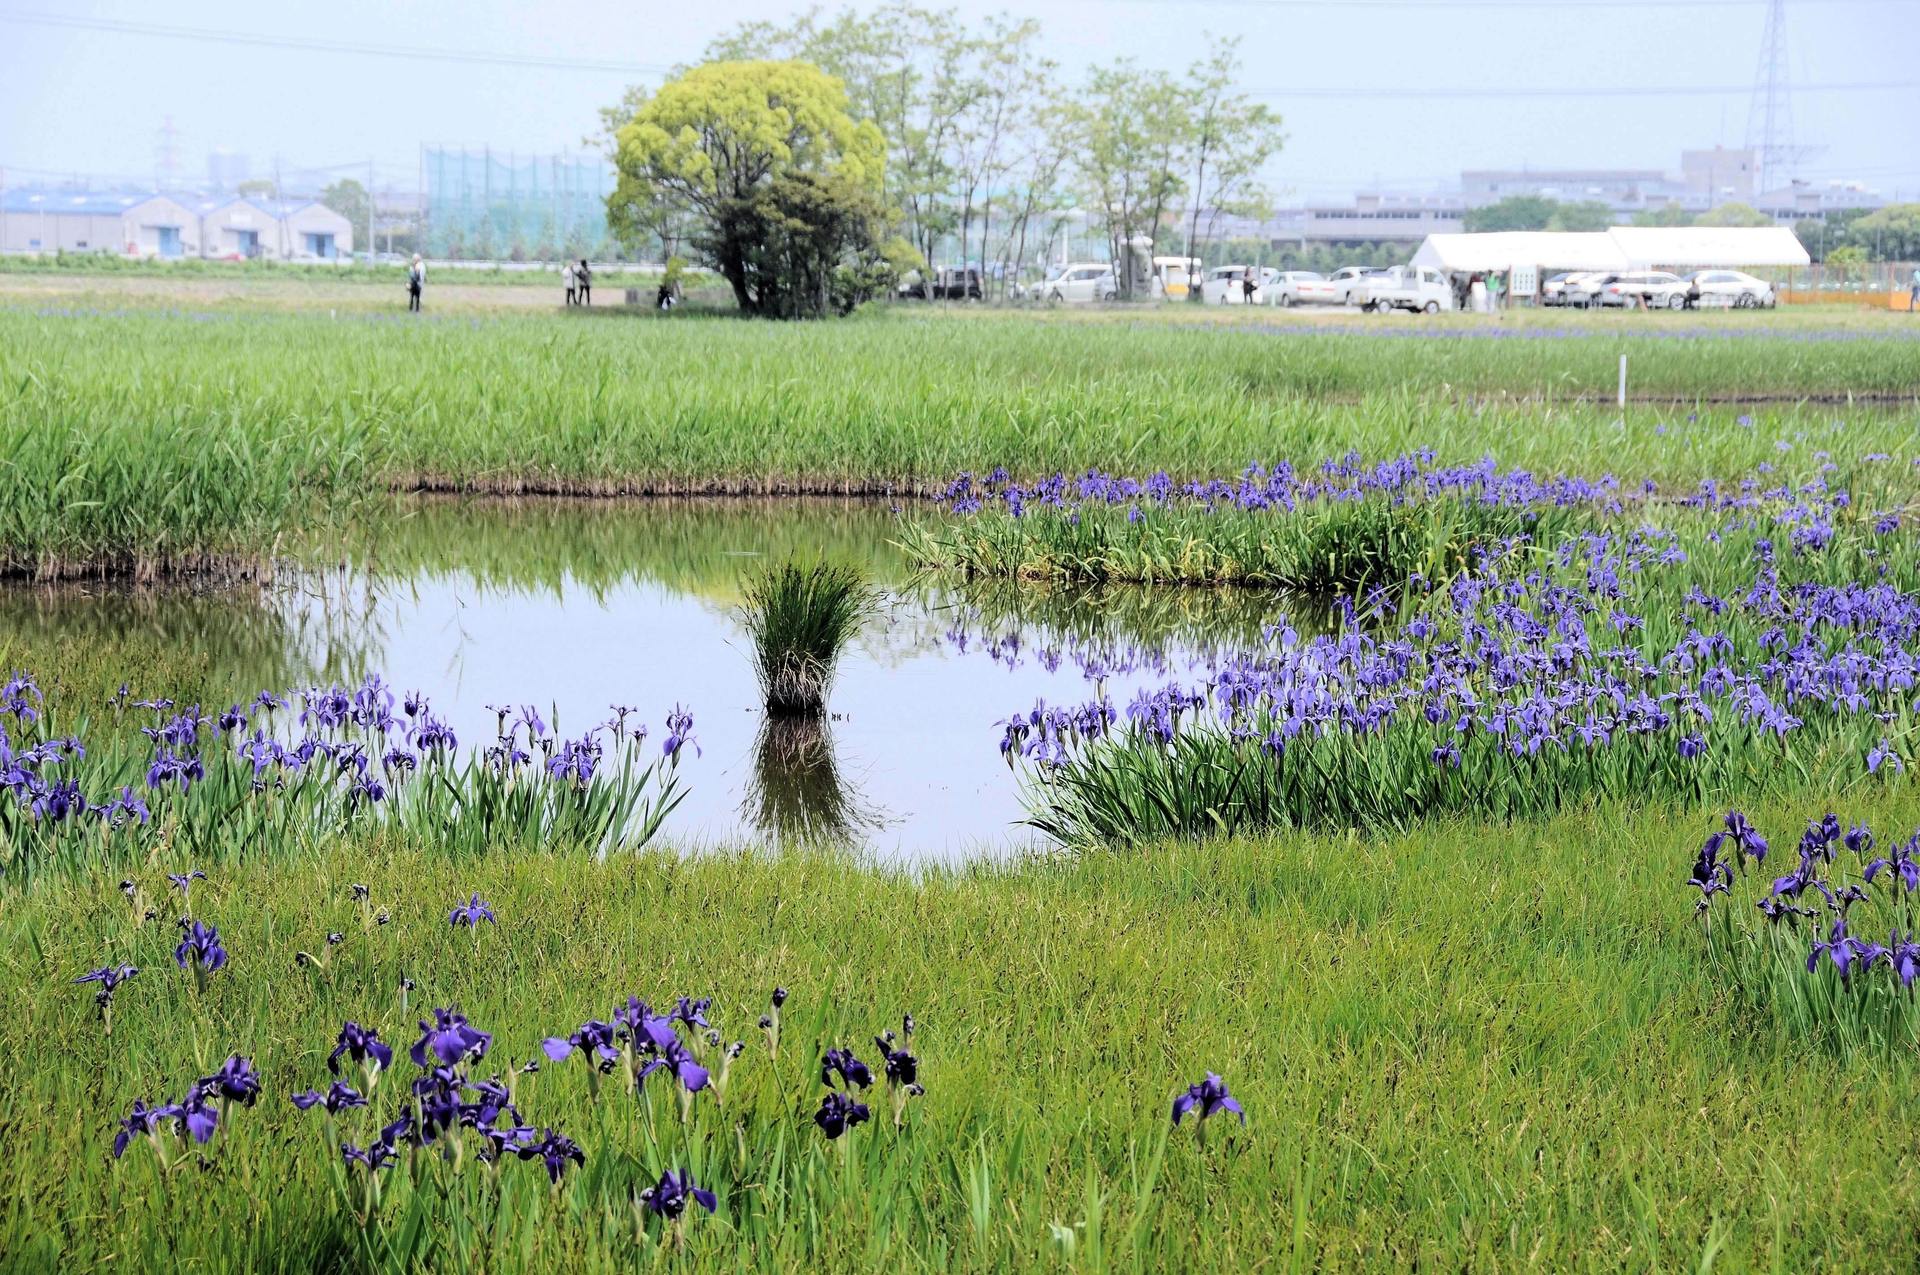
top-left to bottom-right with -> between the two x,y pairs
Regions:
3,0 -> 1917,202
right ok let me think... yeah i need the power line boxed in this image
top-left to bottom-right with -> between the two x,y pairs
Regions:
9,9 -> 1911,101
1248,79 -> 1919,99
0,10 -> 674,75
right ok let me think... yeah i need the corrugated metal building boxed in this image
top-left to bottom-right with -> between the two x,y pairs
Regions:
1,189 -> 353,259
0,190 -> 199,256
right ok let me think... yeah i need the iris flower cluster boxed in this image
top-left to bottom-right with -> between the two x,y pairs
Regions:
112,1055 -> 260,1168
287,1008 -> 582,1213
996,518 -> 1920,836
1690,810 -> 1920,992
544,994 -> 719,1118
2,675 -> 698,865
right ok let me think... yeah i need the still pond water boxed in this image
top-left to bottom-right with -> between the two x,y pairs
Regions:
8,499 -> 1301,859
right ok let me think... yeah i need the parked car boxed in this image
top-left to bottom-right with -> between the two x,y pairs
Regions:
1564,272 -> 1622,308
1201,265 -> 1265,304
1041,263 -> 1117,305
1261,271 -> 1326,307
897,267 -> 983,301
1600,271 -> 1689,309
1294,266 -> 1387,306
1682,269 -> 1777,308
1540,272 -> 1584,306
1357,265 -> 1454,314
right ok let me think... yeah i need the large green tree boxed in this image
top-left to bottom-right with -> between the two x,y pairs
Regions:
607,60 -> 889,317
1695,201 -> 1772,228
1846,203 -> 1920,260
1181,36 -> 1285,297
1068,60 -> 1192,297
1462,195 -> 1558,233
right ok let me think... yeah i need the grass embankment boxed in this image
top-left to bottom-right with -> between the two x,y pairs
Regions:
6,793 -> 1920,1272
2,304 -> 1918,576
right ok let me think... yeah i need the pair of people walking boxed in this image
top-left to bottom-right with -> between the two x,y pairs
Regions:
562,259 -> 593,307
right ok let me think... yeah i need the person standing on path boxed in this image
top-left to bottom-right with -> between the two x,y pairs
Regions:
577,259 -> 593,306
562,259 -> 576,307
407,254 -> 425,313
1909,265 -> 1919,313
1487,270 -> 1504,312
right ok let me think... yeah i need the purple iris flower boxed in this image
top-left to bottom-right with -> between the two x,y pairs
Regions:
662,706 -> 699,759
639,1168 -> 718,1218
1706,811 -> 1768,862
199,1054 -> 261,1106
174,1090 -> 220,1144
1171,1073 -> 1246,1126
342,1140 -> 399,1173
1889,931 -> 1920,987
329,1021 -> 394,1074
111,1099 -> 179,1158
173,920 -> 228,976
1868,740 -> 1904,775
639,1033 -> 710,1093
668,996 -> 711,1032
514,1128 -> 585,1183
74,964 -> 138,998
813,1090 -> 871,1139
821,1048 -> 874,1090
292,1082 -> 367,1115
1864,839 -> 1920,892
411,1007 -> 492,1067
167,869 -> 206,900
448,894 -> 496,928
875,1037 -> 918,1087
542,1020 -> 619,1063
1688,836 -> 1735,913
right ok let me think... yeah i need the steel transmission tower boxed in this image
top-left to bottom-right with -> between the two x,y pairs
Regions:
1745,0 -> 1822,193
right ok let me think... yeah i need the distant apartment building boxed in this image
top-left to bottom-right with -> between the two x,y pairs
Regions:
1208,146 -> 1880,253
0,187 -> 353,259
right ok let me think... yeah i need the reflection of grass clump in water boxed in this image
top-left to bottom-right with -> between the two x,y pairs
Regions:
741,560 -> 877,717
744,716 -> 878,845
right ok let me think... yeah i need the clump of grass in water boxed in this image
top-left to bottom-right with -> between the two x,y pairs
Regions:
741,560 -> 877,717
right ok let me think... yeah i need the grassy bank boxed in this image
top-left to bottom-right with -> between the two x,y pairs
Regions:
3,303 -> 1917,575
6,791 -> 1920,1272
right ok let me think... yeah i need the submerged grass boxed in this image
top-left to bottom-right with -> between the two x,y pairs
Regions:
6,793 -> 1920,1271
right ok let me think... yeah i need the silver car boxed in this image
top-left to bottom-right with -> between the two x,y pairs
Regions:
1262,271 -> 1326,308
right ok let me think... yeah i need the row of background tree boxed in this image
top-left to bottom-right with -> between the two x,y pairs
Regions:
1465,193 -> 1920,265
593,3 -> 1918,315
596,3 -> 1287,313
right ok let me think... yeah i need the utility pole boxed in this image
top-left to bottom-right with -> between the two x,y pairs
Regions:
367,157 -> 376,263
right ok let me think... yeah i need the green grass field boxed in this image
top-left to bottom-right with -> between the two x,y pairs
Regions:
3,290 -> 1920,1271
9,794 -> 1920,1272
3,298 -> 1918,575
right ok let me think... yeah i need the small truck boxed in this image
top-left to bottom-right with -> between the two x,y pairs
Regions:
1355,265 -> 1455,314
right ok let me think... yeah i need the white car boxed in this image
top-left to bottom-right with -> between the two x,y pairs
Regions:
1358,265 -> 1455,314
1564,272 -> 1622,308
1600,271 -> 1689,309
1540,272 -> 1584,306
1294,266 -> 1387,306
1201,266 -> 1265,304
1683,270 -> 1776,309
1262,271 -> 1326,307
1041,263 -> 1117,305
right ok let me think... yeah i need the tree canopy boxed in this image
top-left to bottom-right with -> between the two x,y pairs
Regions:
608,60 -> 893,317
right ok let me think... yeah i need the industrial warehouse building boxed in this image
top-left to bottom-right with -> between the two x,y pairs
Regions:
0,189 -> 353,260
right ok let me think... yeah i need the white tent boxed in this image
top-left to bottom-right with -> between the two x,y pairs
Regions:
1409,226 -> 1809,275
1411,232 -> 1628,274
1607,225 -> 1809,268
